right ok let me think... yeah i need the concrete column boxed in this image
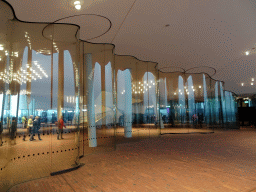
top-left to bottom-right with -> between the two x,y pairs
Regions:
124,70 -> 132,138
57,49 -> 64,119
85,53 -> 97,147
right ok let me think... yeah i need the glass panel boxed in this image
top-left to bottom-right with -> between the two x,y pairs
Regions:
187,75 -> 195,128
49,24 -> 80,173
0,1 -> 81,190
0,1 -> 240,190
81,43 -> 116,156
0,3 -> 11,188
158,70 -> 215,134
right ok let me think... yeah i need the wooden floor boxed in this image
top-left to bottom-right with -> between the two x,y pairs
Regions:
8,128 -> 256,192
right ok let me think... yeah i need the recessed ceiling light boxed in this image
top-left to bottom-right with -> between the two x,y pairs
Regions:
74,1 -> 80,5
241,83 -> 244,86
246,51 -> 249,55
75,4 -> 81,10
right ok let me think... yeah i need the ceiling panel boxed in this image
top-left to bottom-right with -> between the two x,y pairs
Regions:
6,0 -> 256,94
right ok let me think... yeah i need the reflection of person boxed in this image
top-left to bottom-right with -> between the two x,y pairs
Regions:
192,114 -> 198,128
34,116 -> 42,140
169,113 -> 174,127
198,113 -> 203,128
24,117 -> 27,128
22,116 -> 26,128
57,116 -> 66,140
7,116 -> 11,133
0,121 -> 3,146
119,115 -> 124,127
22,117 -> 28,141
7,117 -> 10,128
10,117 -> 17,140
28,116 -> 34,141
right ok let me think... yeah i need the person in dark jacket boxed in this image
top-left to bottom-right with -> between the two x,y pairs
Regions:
35,116 -> 42,140
198,113 -> 203,128
22,117 -> 28,141
10,117 -> 17,140
31,116 -> 42,141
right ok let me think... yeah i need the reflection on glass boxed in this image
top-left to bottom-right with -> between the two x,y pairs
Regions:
178,76 -> 185,124
187,75 -> 195,124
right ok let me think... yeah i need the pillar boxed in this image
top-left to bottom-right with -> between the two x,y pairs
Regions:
57,49 -> 64,119
26,47 -> 32,117
85,53 -> 97,147
101,63 -> 106,126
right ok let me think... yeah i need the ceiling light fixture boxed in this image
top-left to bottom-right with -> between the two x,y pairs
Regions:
252,78 -> 254,81
251,82 -> 253,85
245,51 -> 249,56
241,83 -> 244,86
74,1 -> 81,10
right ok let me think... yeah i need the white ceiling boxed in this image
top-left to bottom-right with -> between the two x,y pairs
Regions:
5,0 -> 256,95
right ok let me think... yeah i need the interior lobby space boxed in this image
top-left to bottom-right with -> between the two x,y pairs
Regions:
9,128 -> 256,192
1,0 -> 256,191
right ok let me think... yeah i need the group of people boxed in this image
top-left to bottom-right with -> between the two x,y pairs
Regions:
22,115 -> 66,141
23,115 -> 66,141
22,115 -> 42,141
0,115 -> 66,145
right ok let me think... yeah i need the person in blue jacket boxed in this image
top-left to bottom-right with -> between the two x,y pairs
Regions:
30,116 -> 42,141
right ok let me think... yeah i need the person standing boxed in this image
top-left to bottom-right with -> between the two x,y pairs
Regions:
28,116 -> 34,141
34,116 -> 42,140
198,113 -> 203,128
24,117 -> 27,129
57,116 -> 66,140
10,117 -> 17,140
22,116 -> 26,128
192,113 -> 198,128
22,117 -> 28,141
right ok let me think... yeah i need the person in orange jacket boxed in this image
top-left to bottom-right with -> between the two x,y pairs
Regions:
57,116 -> 66,140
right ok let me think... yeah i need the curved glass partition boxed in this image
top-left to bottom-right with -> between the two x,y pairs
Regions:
0,1 -> 81,191
0,1 -> 239,191
114,56 -> 159,142
158,69 -> 224,134
79,42 -> 116,156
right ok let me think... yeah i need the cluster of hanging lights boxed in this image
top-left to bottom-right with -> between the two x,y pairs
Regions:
132,80 -> 155,94
241,78 -> 254,86
174,85 -> 201,96
0,61 -> 48,85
